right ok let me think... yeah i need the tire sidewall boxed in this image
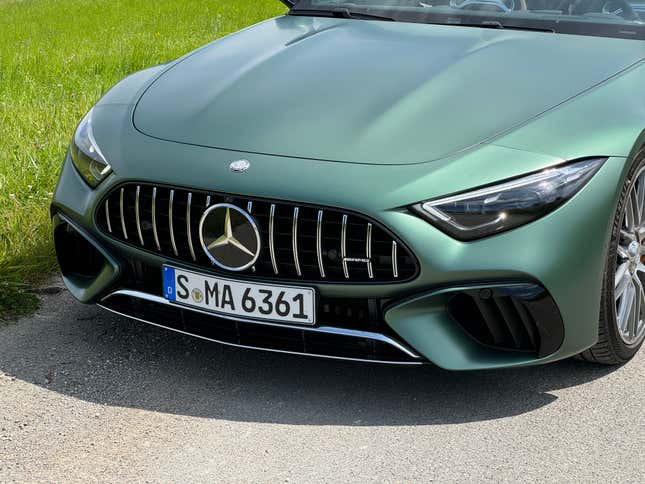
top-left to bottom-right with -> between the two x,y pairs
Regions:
602,150 -> 645,361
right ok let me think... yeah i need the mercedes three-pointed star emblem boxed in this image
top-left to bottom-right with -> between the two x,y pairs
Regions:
207,207 -> 255,256
199,203 -> 261,271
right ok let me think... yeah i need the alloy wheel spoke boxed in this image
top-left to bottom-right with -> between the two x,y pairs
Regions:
615,262 -> 630,299
625,195 -> 636,230
628,294 -> 638,338
627,282 -> 640,339
620,229 -> 636,243
631,275 -> 645,339
636,176 -> 645,225
629,187 -> 641,230
637,227 -> 645,245
617,245 -> 630,260
618,281 -> 635,333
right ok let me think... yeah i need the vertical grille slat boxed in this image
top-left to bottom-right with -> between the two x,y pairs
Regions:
119,187 -> 128,240
105,200 -> 112,233
135,186 -> 144,246
152,187 -> 161,251
269,204 -> 279,275
169,189 -> 178,256
292,207 -> 301,277
366,223 -> 373,280
186,192 -> 196,261
341,214 -> 349,279
97,183 -> 418,283
392,241 -> 399,278
316,210 -> 326,279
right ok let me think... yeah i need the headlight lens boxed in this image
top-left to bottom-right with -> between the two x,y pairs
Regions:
413,158 -> 605,241
70,108 -> 112,188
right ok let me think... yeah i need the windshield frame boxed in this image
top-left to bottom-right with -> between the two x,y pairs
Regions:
289,0 -> 645,40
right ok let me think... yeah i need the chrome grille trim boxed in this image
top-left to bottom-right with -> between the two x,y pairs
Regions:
135,186 -> 144,246
366,222 -> 373,279
316,210 -> 325,279
269,204 -> 278,275
97,184 -> 418,283
105,200 -> 112,233
186,192 -> 196,261
119,187 -> 128,240
341,214 -> 349,279
152,187 -> 161,251
169,189 -> 178,256
99,289 -> 424,364
292,207 -> 302,277
247,201 -> 256,271
392,241 -> 399,278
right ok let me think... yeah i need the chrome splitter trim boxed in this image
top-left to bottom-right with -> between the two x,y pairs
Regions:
99,289 -> 423,364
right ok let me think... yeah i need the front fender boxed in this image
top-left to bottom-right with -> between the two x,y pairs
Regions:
495,60 -> 645,161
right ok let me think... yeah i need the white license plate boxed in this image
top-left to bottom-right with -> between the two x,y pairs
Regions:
162,265 -> 316,325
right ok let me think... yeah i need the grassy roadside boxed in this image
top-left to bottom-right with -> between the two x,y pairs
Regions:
0,0 -> 285,318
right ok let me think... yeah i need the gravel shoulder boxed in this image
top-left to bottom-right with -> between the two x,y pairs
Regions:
1,279 -> 644,482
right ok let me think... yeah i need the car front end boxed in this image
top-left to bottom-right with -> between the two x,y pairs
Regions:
51,7 -> 645,370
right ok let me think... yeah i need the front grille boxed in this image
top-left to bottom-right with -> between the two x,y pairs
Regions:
96,183 -> 418,283
447,284 -> 564,358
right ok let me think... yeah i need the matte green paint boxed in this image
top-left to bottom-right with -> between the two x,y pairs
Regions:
52,212 -> 121,303
386,283 -> 552,370
52,14 -> 645,369
133,16 -> 645,165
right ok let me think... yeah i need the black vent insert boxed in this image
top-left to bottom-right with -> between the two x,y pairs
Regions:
447,284 -> 564,358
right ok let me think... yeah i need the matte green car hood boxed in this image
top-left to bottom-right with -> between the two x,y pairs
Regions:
134,15 -> 644,165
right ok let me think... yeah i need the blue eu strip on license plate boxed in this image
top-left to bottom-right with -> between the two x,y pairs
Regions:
163,265 -> 176,301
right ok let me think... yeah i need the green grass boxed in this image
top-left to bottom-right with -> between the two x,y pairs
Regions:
0,0 -> 285,317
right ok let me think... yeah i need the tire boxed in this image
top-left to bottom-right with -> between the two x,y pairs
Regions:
580,150 -> 645,365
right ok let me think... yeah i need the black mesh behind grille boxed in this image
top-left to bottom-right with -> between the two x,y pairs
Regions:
96,183 -> 418,283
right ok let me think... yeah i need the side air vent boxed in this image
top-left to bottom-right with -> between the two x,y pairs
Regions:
447,284 -> 564,358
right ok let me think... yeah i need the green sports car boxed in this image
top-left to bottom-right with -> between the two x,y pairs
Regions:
51,0 -> 645,370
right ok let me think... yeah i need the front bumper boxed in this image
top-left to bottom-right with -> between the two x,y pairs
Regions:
52,112 -> 628,369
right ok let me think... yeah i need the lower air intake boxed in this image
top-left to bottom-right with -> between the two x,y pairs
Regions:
447,284 -> 564,358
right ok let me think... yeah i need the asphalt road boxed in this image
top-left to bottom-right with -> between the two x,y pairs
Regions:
1,279 -> 645,482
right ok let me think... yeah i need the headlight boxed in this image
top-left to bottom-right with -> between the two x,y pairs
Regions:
412,158 -> 605,241
70,108 -> 112,188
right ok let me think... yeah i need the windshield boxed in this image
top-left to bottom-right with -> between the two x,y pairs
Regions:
291,0 -> 645,39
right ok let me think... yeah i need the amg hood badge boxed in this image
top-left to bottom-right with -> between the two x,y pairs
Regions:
199,203 -> 261,271
229,159 -> 250,173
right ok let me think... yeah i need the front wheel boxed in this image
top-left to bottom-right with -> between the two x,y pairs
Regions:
581,151 -> 645,364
